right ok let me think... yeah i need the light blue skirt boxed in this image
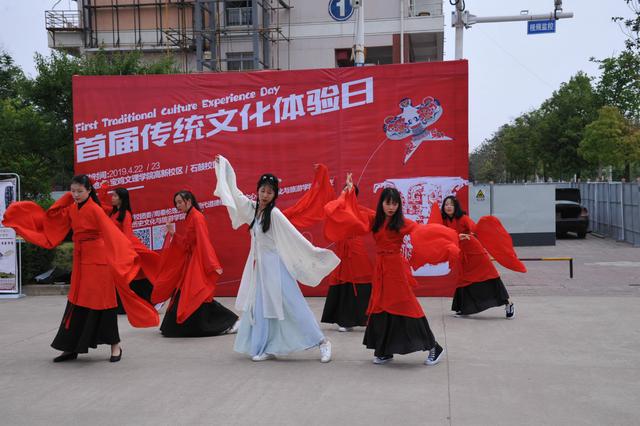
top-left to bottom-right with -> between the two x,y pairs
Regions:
234,261 -> 324,357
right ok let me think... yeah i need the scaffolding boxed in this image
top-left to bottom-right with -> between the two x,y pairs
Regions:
46,0 -> 291,72
193,0 -> 291,72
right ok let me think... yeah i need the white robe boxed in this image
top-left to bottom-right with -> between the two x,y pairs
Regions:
214,155 -> 340,320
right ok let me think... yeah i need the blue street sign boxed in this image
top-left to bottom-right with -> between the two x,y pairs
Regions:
527,19 -> 556,34
329,0 -> 354,22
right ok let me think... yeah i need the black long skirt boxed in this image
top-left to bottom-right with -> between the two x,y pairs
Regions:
321,282 -> 372,327
363,312 -> 436,357
160,291 -> 238,338
51,301 -> 120,353
116,279 -> 154,314
451,277 -> 510,315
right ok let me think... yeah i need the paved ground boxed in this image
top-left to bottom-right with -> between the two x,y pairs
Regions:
1,235 -> 639,426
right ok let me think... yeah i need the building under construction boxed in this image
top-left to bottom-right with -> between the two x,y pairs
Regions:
45,0 -> 444,72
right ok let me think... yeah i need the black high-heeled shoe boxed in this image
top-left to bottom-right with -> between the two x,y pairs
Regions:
53,352 -> 78,363
109,348 -> 122,363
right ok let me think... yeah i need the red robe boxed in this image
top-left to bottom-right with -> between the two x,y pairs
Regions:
151,208 -> 222,324
2,193 -> 158,327
442,215 -> 526,287
326,237 -> 373,286
324,190 -> 459,318
443,215 -> 499,286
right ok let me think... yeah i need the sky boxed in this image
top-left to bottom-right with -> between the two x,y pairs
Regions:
0,0 -> 634,151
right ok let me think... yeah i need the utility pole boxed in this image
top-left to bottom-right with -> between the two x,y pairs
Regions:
452,0 -> 574,60
354,0 -> 365,66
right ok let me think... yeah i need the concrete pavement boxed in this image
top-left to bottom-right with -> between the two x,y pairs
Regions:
1,235 -> 639,426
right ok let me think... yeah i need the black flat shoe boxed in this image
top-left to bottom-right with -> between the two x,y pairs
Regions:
109,348 -> 122,363
53,352 -> 78,363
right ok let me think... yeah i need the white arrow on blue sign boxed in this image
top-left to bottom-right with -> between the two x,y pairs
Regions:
329,0 -> 354,22
527,19 -> 556,34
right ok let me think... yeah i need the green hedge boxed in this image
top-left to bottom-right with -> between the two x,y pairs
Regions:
20,242 -> 56,283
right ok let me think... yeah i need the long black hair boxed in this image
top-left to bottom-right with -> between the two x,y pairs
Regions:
110,187 -> 132,223
70,175 -> 100,205
249,173 -> 279,233
441,195 -> 466,221
372,187 -> 405,233
173,190 -> 201,212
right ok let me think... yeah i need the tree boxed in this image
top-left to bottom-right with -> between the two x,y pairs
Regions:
469,127 -> 507,183
579,106 -> 640,180
535,72 -> 601,180
0,99 -> 54,198
593,51 -> 640,124
501,112 -> 541,181
613,0 -> 640,53
0,52 -> 26,101
21,49 -> 178,191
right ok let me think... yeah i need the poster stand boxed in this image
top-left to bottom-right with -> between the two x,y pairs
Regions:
0,173 -> 23,299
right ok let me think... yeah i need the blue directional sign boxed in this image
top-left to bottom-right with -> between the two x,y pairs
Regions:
329,0 -> 354,22
527,19 -> 556,34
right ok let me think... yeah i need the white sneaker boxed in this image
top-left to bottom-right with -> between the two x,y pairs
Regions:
373,355 -> 393,365
251,353 -> 275,362
226,319 -> 241,334
425,344 -> 445,366
505,303 -> 515,319
338,326 -> 353,332
319,340 -> 332,363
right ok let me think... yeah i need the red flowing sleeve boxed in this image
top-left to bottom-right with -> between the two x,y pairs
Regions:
95,184 -> 114,216
151,231 -> 186,305
475,216 -> 527,273
121,212 -> 161,282
2,193 -> 73,249
408,222 -> 460,270
427,201 -> 443,225
88,203 -> 159,328
323,189 -> 372,242
283,164 -> 335,228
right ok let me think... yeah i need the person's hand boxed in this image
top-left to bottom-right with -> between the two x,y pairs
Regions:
459,233 -> 471,241
345,172 -> 354,190
215,268 -> 223,275
166,223 -> 176,236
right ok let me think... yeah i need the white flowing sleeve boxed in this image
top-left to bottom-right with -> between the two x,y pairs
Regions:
270,208 -> 340,287
214,155 -> 256,229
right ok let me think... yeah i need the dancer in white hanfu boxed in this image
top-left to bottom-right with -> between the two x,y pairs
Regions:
214,155 -> 340,362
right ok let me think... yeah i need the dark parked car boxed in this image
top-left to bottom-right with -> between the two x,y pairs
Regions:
556,188 -> 589,238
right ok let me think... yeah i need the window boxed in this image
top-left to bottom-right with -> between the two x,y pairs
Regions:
226,1 -> 253,26
227,52 -> 254,71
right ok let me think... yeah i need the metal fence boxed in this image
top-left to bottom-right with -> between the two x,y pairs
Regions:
554,182 -> 640,246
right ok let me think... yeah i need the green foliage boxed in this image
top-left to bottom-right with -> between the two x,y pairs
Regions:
52,242 -> 74,272
536,72 -> 601,180
20,243 -> 55,283
593,51 -> 640,123
0,48 -> 178,198
0,99 -> 54,199
612,0 -> 640,53
579,106 -> 633,169
0,52 -> 26,101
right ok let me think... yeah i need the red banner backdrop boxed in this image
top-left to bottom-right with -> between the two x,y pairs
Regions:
73,60 -> 468,296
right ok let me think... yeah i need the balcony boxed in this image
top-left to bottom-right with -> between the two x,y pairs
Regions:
45,10 -> 81,31
45,10 -> 83,53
